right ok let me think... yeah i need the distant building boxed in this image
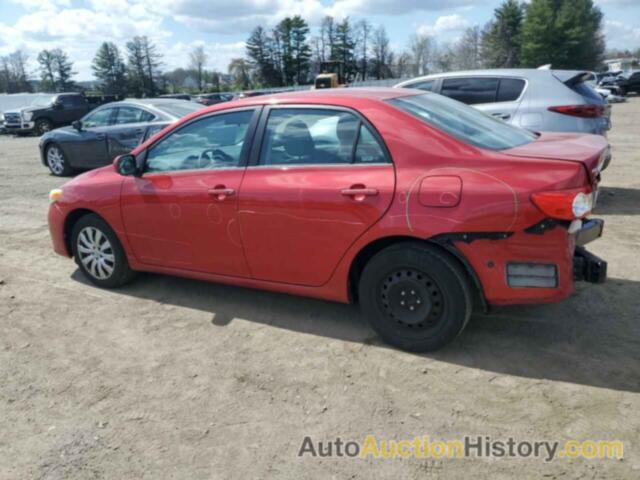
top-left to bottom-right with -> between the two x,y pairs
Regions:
604,58 -> 638,72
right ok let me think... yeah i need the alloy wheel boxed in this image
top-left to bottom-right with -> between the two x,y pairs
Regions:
47,146 -> 65,175
76,226 -> 115,280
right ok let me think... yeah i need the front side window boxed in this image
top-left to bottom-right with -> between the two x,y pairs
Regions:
114,106 -> 155,125
82,108 -> 114,128
259,108 -> 387,166
441,77 -> 499,105
390,93 -> 536,151
145,110 -> 254,173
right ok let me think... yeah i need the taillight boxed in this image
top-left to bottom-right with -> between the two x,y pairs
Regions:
531,188 -> 594,221
548,104 -> 604,118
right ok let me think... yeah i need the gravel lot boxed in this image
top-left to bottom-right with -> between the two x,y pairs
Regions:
1,100 -> 639,479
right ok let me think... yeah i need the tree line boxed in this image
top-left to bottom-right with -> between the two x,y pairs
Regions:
0,0 -> 635,96
243,0 -> 610,88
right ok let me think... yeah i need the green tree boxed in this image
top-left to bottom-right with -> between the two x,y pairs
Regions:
126,36 -> 162,97
92,42 -> 127,95
228,58 -> 251,89
334,18 -> 356,79
52,49 -> 75,91
482,0 -> 524,68
275,16 -> 311,85
521,0 -> 604,69
37,48 -> 75,92
37,49 -> 57,91
246,26 -> 282,87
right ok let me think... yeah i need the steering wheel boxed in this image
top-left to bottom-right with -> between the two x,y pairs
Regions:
200,148 -> 234,164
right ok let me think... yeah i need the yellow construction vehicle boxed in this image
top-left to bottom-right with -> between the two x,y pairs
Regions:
314,61 -> 347,89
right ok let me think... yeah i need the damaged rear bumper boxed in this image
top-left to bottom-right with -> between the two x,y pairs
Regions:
573,218 -> 607,284
574,246 -> 607,284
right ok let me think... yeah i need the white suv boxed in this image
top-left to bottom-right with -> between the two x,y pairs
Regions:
395,69 -> 610,136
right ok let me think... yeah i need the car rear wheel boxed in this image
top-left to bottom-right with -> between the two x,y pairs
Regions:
358,243 -> 472,352
36,118 -> 53,135
46,143 -> 73,176
71,214 -> 136,288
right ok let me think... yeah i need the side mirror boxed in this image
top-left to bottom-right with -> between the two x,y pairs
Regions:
114,154 -> 139,176
72,120 -> 83,131
53,101 -> 63,110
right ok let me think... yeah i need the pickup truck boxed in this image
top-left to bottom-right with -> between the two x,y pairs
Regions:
3,93 -> 90,136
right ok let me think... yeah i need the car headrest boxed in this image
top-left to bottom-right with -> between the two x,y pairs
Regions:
282,119 -> 315,158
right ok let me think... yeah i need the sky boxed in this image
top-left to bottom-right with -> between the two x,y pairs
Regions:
0,0 -> 639,81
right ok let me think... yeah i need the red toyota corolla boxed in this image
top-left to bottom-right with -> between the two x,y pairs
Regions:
47,89 -> 608,352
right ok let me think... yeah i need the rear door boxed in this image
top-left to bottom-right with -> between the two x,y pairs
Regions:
238,106 -> 395,286
440,76 -> 526,123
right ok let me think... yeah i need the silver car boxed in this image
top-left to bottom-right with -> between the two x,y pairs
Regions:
395,69 -> 610,136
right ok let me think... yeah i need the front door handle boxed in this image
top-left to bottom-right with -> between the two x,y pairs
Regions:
491,112 -> 511,120
208,186 -> 235,200
96,133 -> 105,140
341,186 -> 379,201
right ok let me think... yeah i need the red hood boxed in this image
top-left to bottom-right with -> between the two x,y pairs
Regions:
503,132 -> 609,182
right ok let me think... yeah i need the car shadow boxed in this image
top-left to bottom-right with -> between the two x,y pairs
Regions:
71,270 -> 640,393
595,186 -> 640,215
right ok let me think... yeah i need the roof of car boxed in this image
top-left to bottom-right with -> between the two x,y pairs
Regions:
121,98 -> 195,105
232,87 -> 417,104
394,68 -> 589,87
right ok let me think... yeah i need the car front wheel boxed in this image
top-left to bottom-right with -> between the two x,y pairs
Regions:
46,143 -> 73,176
358,243 -> 473,352
71,214 -> 136,288
35,118 -> 53,135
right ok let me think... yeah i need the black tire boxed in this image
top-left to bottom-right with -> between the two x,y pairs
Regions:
618,87 -> 627,96
71,214 -> 137,288
358,242 -> 472,352
45,143 -> 74,176
35,118 -> 53,136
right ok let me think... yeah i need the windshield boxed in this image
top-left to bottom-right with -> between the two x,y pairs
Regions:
389,93 -> 536,151
153,102 -> 201,118
29,95 -> 56,107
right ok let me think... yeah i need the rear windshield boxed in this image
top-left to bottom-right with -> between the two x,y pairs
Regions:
389,93 -> 536,151
568,82 -> 603,103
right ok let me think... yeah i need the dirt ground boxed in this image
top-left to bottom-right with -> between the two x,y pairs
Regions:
1,100 -> 639,480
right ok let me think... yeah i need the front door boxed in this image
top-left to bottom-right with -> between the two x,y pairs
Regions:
64,106 -> 116,168
238,107 -> 395,286
121,108 -> 259,276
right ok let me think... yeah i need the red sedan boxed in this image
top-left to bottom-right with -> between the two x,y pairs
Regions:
47,89 -> 608,352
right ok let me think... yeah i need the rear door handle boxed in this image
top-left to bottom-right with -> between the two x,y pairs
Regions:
208,186 -> 235,200
341,187 -> 379,200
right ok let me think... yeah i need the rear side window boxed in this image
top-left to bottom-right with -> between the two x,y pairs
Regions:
497,78 -> 526,102
114,106 -> 155,125
259,108 -> 388,166
441,77 -> 499,105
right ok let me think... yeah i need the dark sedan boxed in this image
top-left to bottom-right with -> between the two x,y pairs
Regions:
39,99 -> 203,176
